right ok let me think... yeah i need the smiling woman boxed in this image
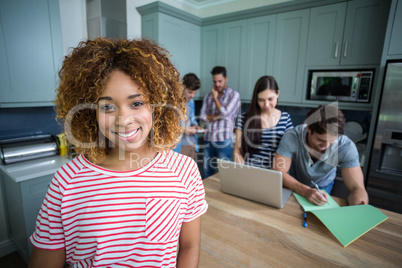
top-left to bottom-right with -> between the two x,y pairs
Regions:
28,38 -> 208,268
55,38 -> 186,164
96,70 -> 155,170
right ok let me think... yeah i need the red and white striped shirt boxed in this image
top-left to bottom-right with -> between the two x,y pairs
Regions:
30,151 -> 208,267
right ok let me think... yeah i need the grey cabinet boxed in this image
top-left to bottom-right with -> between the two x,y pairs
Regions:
307,0 -> 390,66
0,0 -> 63,107
200,12 -> 303,103
222,20 -> 248,99
140,7 -> 201,85
2,174 -> 52,263
388,0 -> 402,55
273,9 -> 309,104
244,15 -> 276,100
200,20 -> 249,99
306,2 -> 346,66
200,23 -> 224,97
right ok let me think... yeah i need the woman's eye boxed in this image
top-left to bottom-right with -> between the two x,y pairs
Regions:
131,101 -> 144,107
99,104 -> 115,112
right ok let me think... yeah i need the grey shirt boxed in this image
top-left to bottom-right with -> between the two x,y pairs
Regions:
276,124 -> 360,187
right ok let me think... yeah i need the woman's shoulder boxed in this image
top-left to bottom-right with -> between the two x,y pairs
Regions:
279,110 -> 291,118
52,154 -> 88,183
163,150 -> 198,169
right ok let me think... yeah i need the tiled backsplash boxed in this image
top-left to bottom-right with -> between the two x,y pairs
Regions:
194,100 -> 371,132
0,102 -> 371,142
0,107 -> 62,140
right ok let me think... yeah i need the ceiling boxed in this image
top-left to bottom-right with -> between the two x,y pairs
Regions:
173,0 -> 295,17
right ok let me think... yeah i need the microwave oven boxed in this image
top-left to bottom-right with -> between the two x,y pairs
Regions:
307,69 -> 374,102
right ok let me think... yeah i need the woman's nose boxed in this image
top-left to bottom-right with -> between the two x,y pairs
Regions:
116,108 -> 134,126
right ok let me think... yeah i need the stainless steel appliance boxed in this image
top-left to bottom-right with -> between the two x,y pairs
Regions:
367,61 -> 402,213
307,69 -> 374,102
0,135 -> 59,164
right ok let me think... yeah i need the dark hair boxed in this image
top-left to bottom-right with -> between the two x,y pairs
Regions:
55,38 -> 185,164
210,66 -> 227,77
240,76 -> 279,157
183,73 -> 201,91
305,105 -> 345,136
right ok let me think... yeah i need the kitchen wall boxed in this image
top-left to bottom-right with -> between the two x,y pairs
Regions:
0,107 -> 62,140
0,0 -> 298,141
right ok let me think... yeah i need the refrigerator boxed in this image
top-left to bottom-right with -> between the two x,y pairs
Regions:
366,60 -> 402,213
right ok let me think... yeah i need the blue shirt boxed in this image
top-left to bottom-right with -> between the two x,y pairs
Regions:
173,99 -> 199,153
276,124 -> 360,187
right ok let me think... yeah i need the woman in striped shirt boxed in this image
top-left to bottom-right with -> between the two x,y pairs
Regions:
234,75 -> 293,169
29,38 -> 208,268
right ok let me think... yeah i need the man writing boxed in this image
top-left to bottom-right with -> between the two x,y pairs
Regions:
273,104 -> 369,206
200,66 -> 240,178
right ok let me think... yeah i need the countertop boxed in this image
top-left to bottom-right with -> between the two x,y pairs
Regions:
200,174 -> 402,267
0,155 -> 69,183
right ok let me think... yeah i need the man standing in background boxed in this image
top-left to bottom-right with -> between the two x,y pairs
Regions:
200,66 -> 241,178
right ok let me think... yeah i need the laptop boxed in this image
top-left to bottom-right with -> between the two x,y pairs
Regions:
217,159 -> 292,208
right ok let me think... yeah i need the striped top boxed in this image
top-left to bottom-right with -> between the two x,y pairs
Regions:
200,87 -> 241,142
235,112 -> 293,169
29,151 -> 208,268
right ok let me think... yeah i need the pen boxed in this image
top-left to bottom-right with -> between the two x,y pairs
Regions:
303,212 -> 307,228
311,180 -> 329,204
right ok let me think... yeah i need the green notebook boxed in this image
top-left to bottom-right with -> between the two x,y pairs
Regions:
294,192 -> 388,247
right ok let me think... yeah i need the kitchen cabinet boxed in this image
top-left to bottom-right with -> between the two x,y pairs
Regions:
139,3 -> 201,87
273,9 -> 309,104
0,173 -> 16,259
388,0 -> 402,56
306,0 -> 390,66
0,156 -> 69,263
200,23 -> 224,97
222,20 -> 248,99
243,15 -> 276,100
200,20 -> 248,99
2,174 -> 52,263
200,12 -> 301,103
0,0 -> 63,107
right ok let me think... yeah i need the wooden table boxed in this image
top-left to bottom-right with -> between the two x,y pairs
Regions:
199,175 -> 402,267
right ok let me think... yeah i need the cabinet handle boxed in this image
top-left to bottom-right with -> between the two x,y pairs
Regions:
334,42 -> 339,58
343,41 -> 348,58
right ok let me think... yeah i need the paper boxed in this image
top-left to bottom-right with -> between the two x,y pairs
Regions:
294,192 -> 388,247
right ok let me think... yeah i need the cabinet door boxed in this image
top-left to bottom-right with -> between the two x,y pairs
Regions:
0,0 -> 63,107
388,0 -> 402,55
341,0 -> 390,65
306,3 -> 347,66
222,20 -> 248,99
158,13 -> 201,77
244,15 -> 276,100
141,13 -> 159,42
274,9 -> 309,104
200,24 -> 224,98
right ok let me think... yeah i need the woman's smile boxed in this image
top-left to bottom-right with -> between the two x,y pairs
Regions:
115,128 -> 140,139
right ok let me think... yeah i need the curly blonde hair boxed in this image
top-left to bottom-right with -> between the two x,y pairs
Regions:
55,38 -> 186,164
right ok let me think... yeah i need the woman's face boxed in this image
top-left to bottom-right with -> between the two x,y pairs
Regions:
257,88 -> 279,113
97,70 -> 152,153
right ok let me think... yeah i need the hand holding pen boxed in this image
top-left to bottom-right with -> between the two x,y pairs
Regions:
310,180 -> 329,205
